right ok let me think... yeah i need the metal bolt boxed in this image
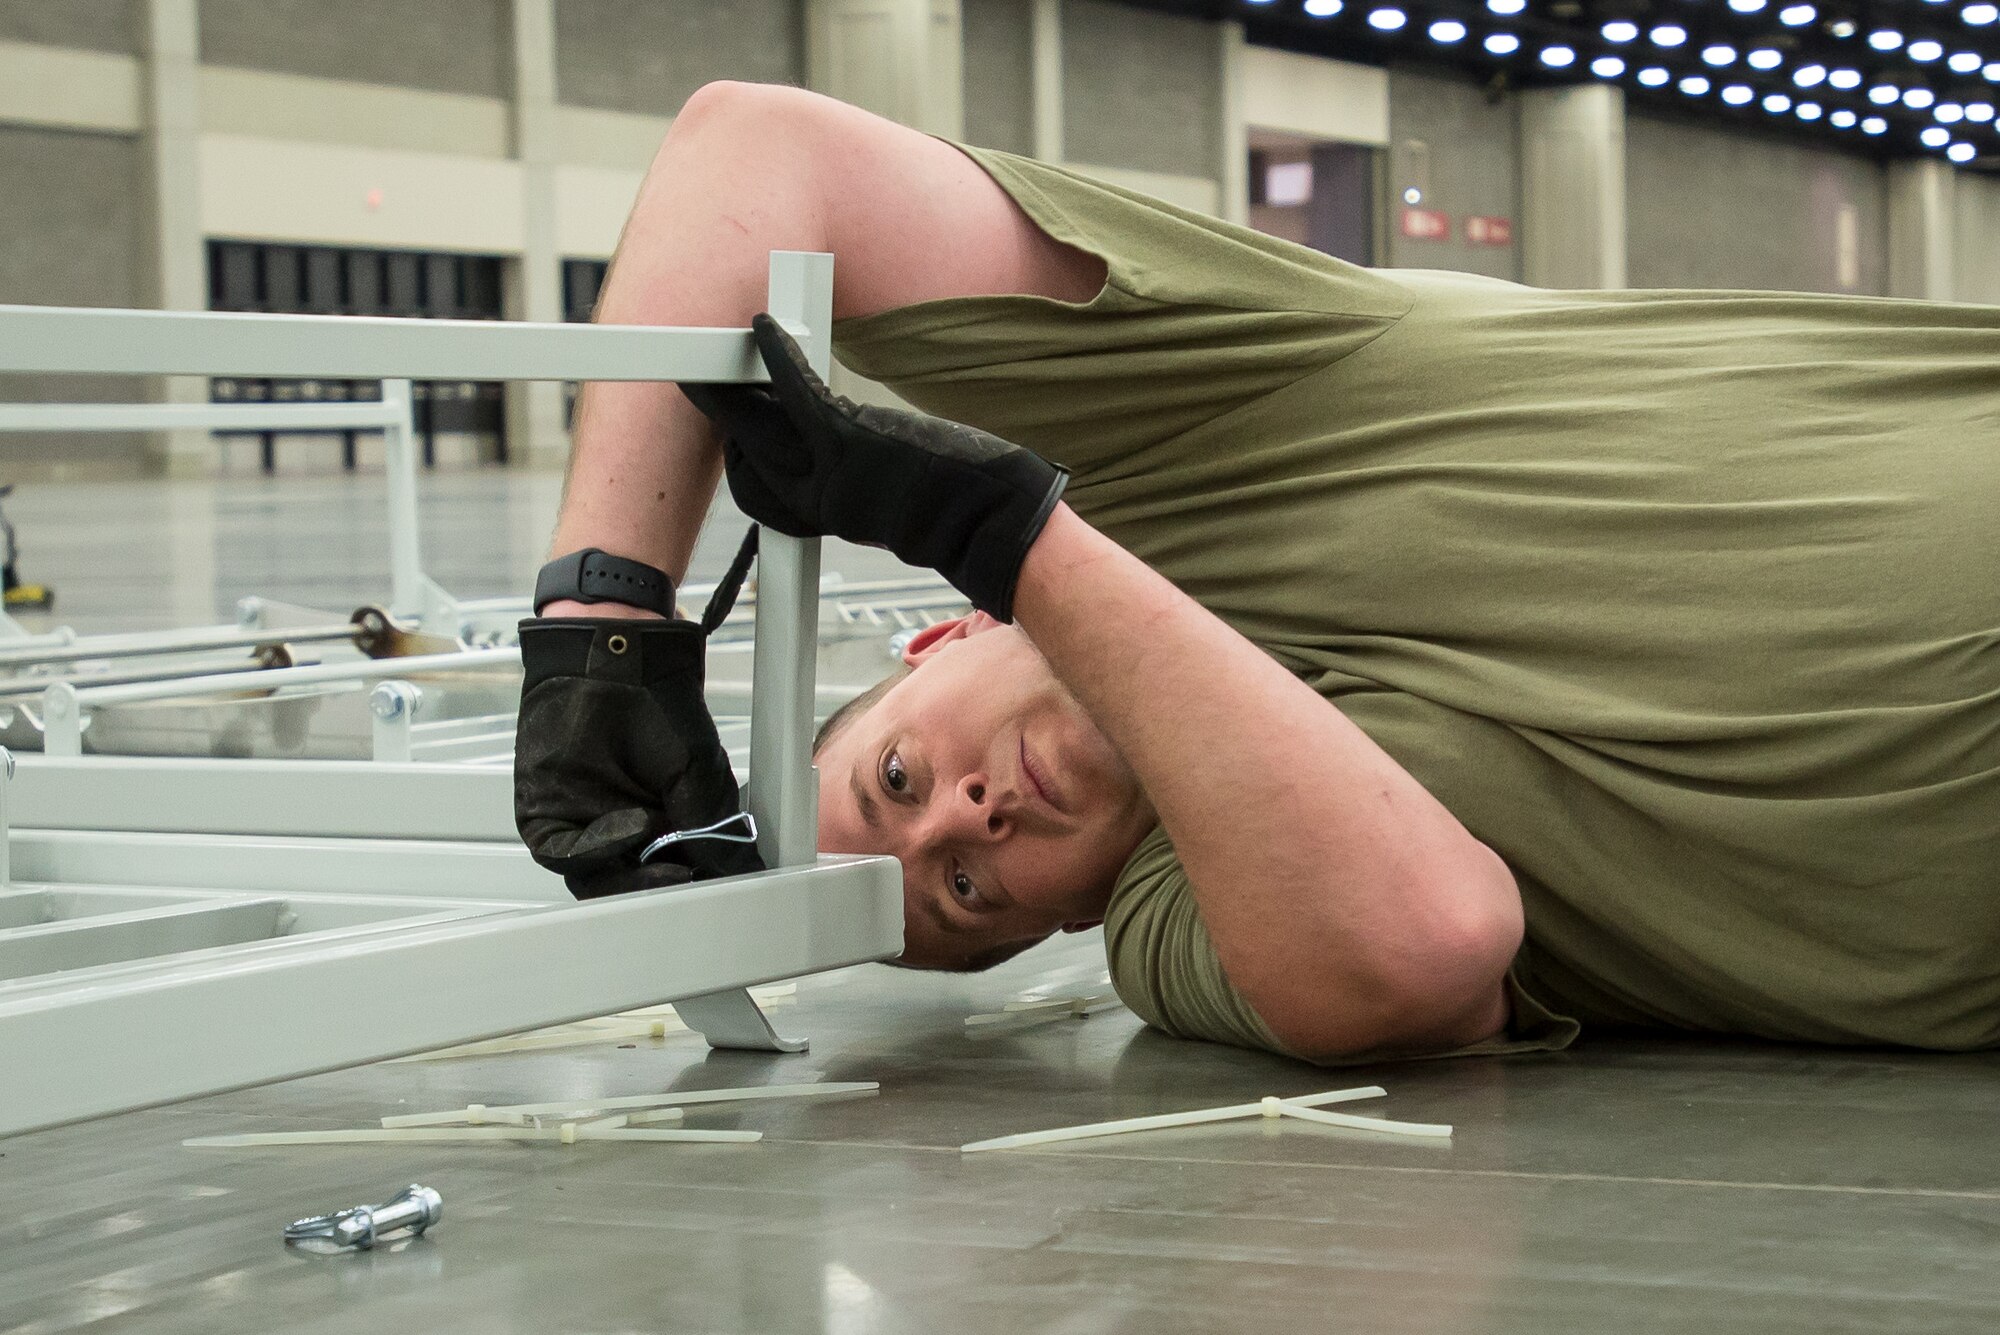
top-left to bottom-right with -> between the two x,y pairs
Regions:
370,681 -> 421,720
284,1184 -> 442,1251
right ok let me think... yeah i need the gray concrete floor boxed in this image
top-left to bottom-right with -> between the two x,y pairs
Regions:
2,465 -> 1997,1334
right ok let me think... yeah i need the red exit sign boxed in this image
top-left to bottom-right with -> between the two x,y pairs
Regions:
1465,215 -> 1513,246
1399,207 -> 1450,241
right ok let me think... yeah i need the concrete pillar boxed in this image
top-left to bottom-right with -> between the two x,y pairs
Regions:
806,0 -> 963,137
1217,19 -> 1249,226
506,0 -> 569,469
1519,84 -> 1627,290
1887,159 -> 1956,302
139,0 -> 210,477
1030,0 -> 1063,163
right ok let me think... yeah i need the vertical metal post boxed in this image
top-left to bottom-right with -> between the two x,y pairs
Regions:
749,252 -> 831,869
0,747 -> 13,888
40,683 -> 82,757
380,379 -> 425,622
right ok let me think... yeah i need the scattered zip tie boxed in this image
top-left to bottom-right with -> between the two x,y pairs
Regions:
184,1126 -> 761,1148
964,990 -> 1124,1027
185,1080 -> 875,1152
959,1085 -> 1451,1153
379,1080 -> 879,1129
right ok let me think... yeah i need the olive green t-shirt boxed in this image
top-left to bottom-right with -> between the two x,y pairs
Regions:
833,145 -> 2000,1061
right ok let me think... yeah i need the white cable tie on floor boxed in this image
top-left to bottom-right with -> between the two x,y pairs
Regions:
964,991 -> 1124,1027
182,1126 -> 762,1148
379,1080 -> 879,1129
959,1085 -> 1393,1153
1268,1097 -> 1453,1139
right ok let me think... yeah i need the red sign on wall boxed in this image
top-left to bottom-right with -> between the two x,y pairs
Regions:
1399,207 -> 1451,241
1465,215 -> 1514,247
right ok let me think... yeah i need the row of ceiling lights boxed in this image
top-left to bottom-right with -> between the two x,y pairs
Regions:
1241,0 -> 1999,165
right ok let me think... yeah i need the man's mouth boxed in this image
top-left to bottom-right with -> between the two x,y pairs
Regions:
1020,736 -> 1068,814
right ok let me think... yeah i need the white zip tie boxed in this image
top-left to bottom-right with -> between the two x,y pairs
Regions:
956,1087 -> 1416,1151
386,985 -> 797,1062
1268,1097 -> 1454,1139
380,1080 -> 879,1129
964,991 -> 1124,1027
182,1126 -> 761,1148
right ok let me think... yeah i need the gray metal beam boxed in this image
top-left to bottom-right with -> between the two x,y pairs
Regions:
0,305 -> 768,383
0,897 -> 286,981
0,855 -> 900,1138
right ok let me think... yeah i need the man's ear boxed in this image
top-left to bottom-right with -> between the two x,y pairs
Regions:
901,611 -> 1003,666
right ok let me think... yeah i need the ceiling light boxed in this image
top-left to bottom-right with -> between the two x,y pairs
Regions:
1651,24 -> 1688,45
1949,51 -> 1983,72
1936,102 -> 1966,122
1793,64 -> 1827,87
1702,44 -> 1737,65
1967,3 -> 2000,23
1729,0 -> 1767,10
1905,87 -> 1937,108
1920,126 -> 1951,146
1637,65 -> 1671,85
1863,115 -> 1888,133
1428,18 -> 1467,41
1541,45 -> 1576,66
1487,0 -> 1526,13
1593,55 -> 1627,76
1908,39 -> 1945,60
1828,68 -> 1862,89
1967,102 -> 1996,121
1830,108 -> 1858,127
1988,63 -> 2000,80
1869,83 -> 1901,103
1721,84 -> 1754,104
1602,20 -> 1639,41
1763,92 -> 1794,111
1778,3 -> 1815,24
1303,0 -> 1342,16
1868,29 -> 1903,50
1485,32 -> 1521,54
1947,142 -> 1976,162
1796,102 -> 1824,120
1680,74 -> 1712,94
1829,19 -> 1856,36
1368,8 -> 1407,30
1747,48 -> 1784,69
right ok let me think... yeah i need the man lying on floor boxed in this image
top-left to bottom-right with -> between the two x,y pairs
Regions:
512,81 -> 2000,1065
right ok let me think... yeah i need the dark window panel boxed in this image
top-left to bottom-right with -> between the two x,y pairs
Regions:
303,248 -> 344,314
343,251 -> 385,315
212,242 -> 262,312
262,246 -> 303,312
384,251 -> 423,316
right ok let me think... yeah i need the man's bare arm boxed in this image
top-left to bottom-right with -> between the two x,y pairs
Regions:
540,82 -> 1101,622
1011,505 -> 1521,1059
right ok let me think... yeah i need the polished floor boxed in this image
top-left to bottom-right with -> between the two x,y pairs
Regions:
2,466 -> 1996,1335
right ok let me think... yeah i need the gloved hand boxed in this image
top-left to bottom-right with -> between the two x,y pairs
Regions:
514,615 -> 764,899
681,314 -> 1067,623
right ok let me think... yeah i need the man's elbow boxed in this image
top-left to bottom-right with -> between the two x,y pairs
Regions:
1263,846 -> 1525,1063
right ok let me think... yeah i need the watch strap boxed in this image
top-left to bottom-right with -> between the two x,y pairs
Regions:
533,548 -> 677,617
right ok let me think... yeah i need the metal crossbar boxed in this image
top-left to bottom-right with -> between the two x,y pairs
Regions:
0,252 -> 902,1138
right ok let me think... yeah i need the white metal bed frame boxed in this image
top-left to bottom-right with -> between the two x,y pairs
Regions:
0,381 -> 497,643
0,253 -> 904,1139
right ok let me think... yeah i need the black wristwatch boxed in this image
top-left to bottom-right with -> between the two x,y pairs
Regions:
533,548 -> 678,617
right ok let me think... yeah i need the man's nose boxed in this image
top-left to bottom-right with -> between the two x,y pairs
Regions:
938,773 -> 1013,842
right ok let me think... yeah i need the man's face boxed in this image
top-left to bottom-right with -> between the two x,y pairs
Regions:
816,614 -> 1155,968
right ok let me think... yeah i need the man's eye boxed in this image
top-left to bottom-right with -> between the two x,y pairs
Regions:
950,867 -> 981,906
884,752 -> 910,793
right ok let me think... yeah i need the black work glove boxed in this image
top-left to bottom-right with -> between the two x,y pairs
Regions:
681,314 -> 1068,623
514,616 -> 764,899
